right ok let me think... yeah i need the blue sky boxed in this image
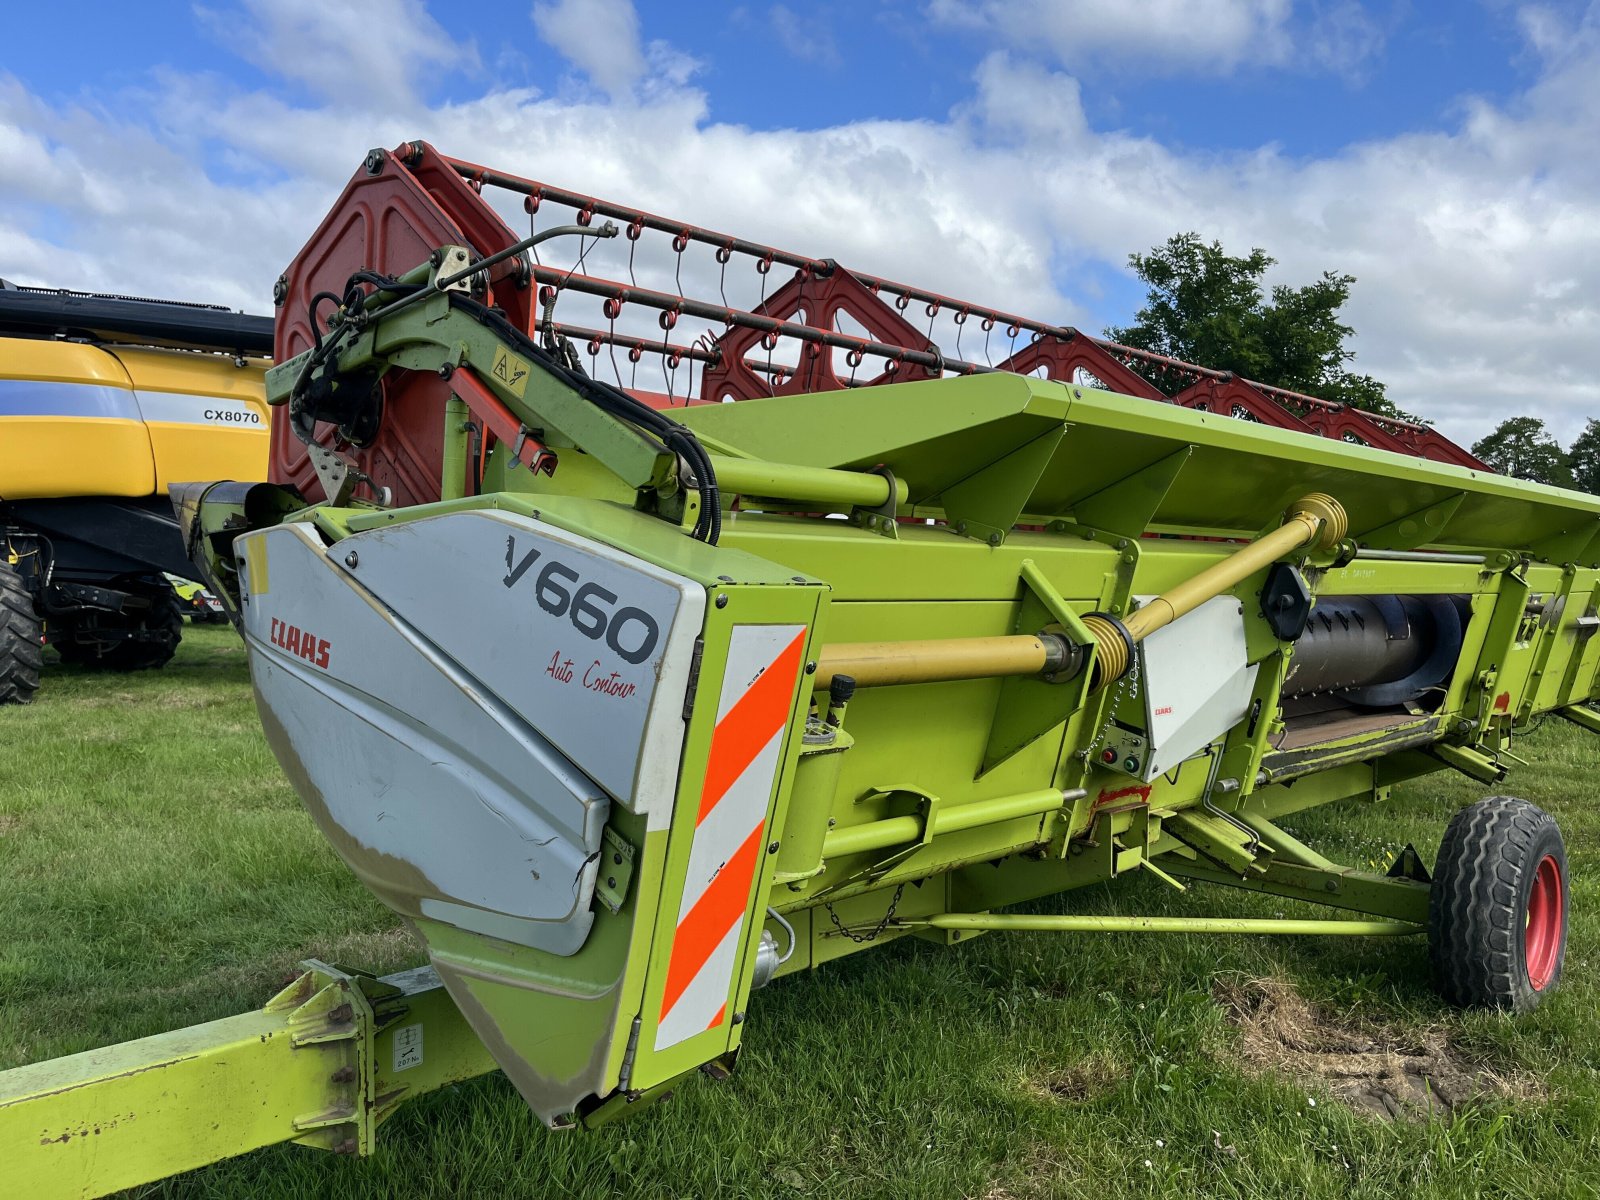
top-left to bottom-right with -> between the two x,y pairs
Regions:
3,1 -> 1597,446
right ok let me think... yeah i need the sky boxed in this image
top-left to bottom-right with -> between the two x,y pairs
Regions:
2,0 -> 1597,449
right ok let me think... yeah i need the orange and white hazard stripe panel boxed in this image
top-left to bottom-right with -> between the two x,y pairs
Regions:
655,624 -> 806,1051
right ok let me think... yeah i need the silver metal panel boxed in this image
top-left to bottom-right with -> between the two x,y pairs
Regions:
239,523 -> 608,956
331,510 -> 704,825
1137,595 -> 1259,782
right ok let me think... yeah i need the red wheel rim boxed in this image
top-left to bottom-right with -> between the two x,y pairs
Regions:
1524,855 -> 1564,991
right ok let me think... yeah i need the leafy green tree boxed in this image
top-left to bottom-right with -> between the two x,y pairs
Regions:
1106,233 -> 1407,419
1568,418 -> 1600,494
1470,416 -> 1571,485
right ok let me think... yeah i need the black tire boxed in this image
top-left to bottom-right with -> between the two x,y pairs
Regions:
0,562 -> 44,704
54,582 -> 184,672
1429,796 -> 1568,1012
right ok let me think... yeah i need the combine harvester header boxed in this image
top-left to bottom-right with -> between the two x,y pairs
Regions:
8,141 -> 1599,1196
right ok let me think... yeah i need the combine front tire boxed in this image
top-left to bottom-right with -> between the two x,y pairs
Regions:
54,582 -> 184,673
0,563 -> 44,704
1429,796 -> 1567,1012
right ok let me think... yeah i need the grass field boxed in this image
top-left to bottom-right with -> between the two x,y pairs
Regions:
3,627 -> 1599,1198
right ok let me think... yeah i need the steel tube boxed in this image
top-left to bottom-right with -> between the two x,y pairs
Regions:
445,157 -> 1253,378
821,788 -> 1078,859
813,634 -> 1057,690
529,266 -> 990,378
440,394 -> 469,502
710,458 -> 909,510
1352,548 -> 1487,564
444,153 -> 1441,440
549,322 -> 718,365
915,913 -> 1423,936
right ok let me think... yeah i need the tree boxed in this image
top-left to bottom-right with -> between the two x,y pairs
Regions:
1568,418 -> 1600,494
1470,416 -> 1571,485
1106,233 -> 1408,419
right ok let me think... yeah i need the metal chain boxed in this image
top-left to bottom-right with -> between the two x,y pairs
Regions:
1091,652 -> 1141,757
824,883 -> 906,944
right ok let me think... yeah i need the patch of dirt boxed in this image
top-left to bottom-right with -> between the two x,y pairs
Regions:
1215,976 -> 1539,1120
0,813 -> 22,837
1025,1054 -> 1122,1105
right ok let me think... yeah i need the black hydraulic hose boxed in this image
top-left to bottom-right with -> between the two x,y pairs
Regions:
447,293 -> 721,543
297,267 -> 722,543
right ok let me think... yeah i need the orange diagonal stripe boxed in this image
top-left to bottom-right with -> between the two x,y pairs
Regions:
659,822 -> 766,1020
697,630 -> 806,824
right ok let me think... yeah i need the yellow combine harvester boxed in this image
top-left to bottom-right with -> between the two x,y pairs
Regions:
0,284 -> 272,701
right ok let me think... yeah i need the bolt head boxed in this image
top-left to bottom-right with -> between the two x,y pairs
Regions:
715,593 -> 729,609
344,551 -> 359,568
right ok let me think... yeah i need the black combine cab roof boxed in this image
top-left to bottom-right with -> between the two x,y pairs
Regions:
0,281 -> 274,356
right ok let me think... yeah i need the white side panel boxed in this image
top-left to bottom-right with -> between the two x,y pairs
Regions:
1137,595 -> 1259,781
132,390 -> 265,427
240,523 -> 609,956
332,511 -> 703,829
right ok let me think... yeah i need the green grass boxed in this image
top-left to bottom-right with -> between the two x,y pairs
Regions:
3,628 -> 1599,1198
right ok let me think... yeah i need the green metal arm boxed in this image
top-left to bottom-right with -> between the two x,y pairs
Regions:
267,286 -> 678,497
0,961 -> 497,1200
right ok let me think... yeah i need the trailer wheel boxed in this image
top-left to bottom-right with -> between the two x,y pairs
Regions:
54,582 -> 184,672
0,562 -> 44,704
1429,796 -> 1567,1012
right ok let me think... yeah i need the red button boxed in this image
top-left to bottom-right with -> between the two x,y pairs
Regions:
1101,748 -> 1117,763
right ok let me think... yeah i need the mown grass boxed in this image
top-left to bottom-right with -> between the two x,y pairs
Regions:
3,629 -> 1599,1198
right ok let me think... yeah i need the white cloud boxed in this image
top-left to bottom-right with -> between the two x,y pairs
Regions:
928,0 -> 1296,75
1,0 -> 1597,449
770,5 -> 842,68
1304,1 -> 1387,77
198,0 -> 476,109
531,0 -> 696,99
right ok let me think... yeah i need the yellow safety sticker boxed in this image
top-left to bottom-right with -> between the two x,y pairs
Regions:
490,346 -> 531,397
244,533 -> 270,596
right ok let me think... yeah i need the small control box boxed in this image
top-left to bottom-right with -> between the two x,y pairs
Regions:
1094,724 -> 1149,779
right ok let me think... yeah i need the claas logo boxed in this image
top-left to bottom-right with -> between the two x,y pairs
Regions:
269,617 -> 332,669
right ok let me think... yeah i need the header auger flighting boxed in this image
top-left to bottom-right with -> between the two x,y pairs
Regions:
12,139 -> 1600,1197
